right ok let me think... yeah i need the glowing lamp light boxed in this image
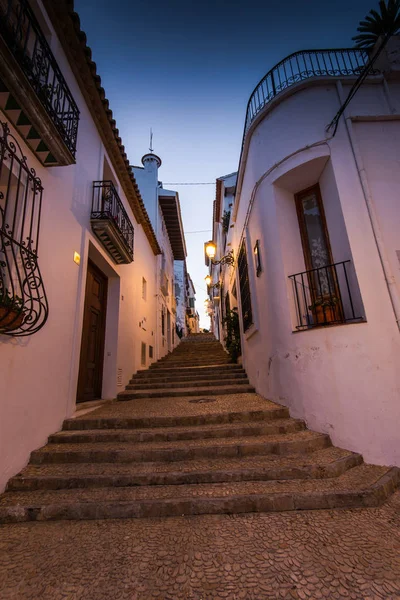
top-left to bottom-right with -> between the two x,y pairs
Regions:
205,241 -> 217,260
204,274 -> 212,286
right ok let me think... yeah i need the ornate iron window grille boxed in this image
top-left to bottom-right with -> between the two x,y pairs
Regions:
0,121 -> 48,335
237,240 -> 253,332
92,180 -> 134,263
243,48 -> 377,137
288,260 -> 364,331
0,0 -> 80,156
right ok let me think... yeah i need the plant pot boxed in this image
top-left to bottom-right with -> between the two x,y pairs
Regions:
313,304 -> 338,325
0,306 -> 24,330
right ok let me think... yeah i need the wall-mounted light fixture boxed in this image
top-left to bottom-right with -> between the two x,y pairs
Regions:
254,240 -> 262,277
204,274 -> 221,290
204,240 -> 235,267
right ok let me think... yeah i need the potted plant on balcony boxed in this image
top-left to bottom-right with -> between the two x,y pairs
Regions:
0,292 -> 25,330
308,296 -> 341,325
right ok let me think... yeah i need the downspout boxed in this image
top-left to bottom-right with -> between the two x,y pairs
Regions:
336,80 -> 400,332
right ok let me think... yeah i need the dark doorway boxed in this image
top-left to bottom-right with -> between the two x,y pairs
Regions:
77,260 -> 107,403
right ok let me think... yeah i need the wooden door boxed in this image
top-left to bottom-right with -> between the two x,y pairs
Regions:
295,184 -> 343,323
77,261 -> 107,403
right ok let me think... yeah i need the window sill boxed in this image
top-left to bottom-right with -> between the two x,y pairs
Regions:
244,323 -> 258,341
291,319 -> 367,334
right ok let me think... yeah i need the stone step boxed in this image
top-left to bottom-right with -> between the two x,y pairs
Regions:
62,404 -> 291,431
1,465 -> 398,522
135,364 -> 244,376
50,418 -> 305,444
151,358 -> 230,366
129,372 -> 248,385
125,378 -> 250,391
29,431 -> 331,465
117,383 -> 256,400
7,448 -> 362,491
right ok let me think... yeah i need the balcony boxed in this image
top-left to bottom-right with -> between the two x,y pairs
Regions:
0,0 -> 79,165
160,270 -> 169,297
244,49 -> 376,138
288,260 -> 364,331
91,181 -> 134,265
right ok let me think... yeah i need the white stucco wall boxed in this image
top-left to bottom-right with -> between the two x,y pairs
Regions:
174,260 -> 187,336
0,2 -> 160,491
231,77 -> 400,467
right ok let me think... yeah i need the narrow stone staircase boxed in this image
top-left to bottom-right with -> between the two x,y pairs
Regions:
117,334 -> 255,401
0,334 -> 398,522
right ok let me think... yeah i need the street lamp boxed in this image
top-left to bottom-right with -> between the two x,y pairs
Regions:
205,241 -> 217,260
204,240 -> 235,267
204,274 -> 221,290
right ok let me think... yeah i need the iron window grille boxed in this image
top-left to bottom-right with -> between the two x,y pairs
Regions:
237,240 -> 253,332
0,0 -> 80,157
0,120 -> 48,335
91,180 -> 134,264
288,260 -> 364,330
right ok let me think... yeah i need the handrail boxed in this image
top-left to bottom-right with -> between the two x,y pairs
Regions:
243,48 -> 375,136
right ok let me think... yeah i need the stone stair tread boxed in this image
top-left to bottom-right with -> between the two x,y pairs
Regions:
35,430 -> 327,454
117,384 -> 256,399
126,378 -> 249,390
0,465 -> 394,507
142,364 -> 242,373
51,417 -> 303,442
12,447 -> 360,479
75,394 -> 280,418
133,371 -> 246,381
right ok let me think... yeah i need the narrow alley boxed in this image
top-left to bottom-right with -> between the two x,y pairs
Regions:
1,0 -> 400,598
1,336 -> 400,598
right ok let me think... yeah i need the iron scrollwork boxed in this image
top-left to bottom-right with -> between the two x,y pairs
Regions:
244,48 -> 379,134
0,121 -> 48,336
0,0 -> 80,156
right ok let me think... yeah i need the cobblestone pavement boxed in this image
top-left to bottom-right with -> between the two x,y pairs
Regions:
1,491 -> 400,599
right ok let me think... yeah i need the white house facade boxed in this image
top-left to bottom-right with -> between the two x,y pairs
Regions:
133,157 -> 187,358
0,0 -> 183,491
208,39 -> 400,467
186,273 -> 200,334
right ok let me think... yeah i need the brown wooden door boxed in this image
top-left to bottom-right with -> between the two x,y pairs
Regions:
77,261 -> 107,403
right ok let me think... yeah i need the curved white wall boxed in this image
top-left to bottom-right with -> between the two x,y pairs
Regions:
232,80 -> 400,466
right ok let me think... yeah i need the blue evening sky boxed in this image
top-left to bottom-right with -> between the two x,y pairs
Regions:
75,0 -> 374,328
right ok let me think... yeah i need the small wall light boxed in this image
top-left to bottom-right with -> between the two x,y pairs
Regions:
73,251 -> 80,265
254,240 -> 262,277
204,274 -> 212,286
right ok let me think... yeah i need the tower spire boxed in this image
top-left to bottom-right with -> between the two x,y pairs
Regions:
149,128 -> 153,153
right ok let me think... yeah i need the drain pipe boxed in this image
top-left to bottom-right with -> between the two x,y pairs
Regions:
336,80 -> 400,332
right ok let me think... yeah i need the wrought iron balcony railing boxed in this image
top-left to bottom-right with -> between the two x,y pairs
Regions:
0,0 -> 79,157
288,260 -> 364,331
244,49 -> 375,135
91,181 -> 134,264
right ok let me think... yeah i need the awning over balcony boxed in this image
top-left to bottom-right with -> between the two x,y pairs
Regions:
158,189 -> 187,261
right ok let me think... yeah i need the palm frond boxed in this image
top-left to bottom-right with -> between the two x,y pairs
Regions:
353,0 -> 400,47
